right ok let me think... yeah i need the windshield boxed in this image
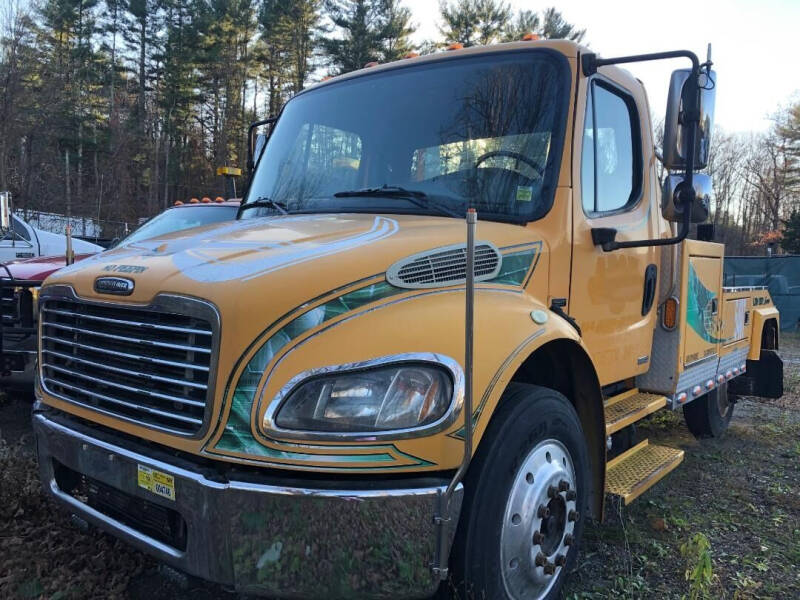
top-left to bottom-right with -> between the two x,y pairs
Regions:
243,50 -> 570,223
118,205 -> 239,246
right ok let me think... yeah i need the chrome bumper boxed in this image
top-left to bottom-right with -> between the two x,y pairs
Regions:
33,408 -> 462,599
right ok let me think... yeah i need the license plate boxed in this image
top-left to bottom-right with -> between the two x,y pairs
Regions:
137,464 -> 176,501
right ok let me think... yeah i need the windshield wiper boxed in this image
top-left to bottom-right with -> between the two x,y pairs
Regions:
333,185 -> 462,218
238,196 -> 288,217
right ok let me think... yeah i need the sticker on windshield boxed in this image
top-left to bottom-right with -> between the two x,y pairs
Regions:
516,186 -> 533,202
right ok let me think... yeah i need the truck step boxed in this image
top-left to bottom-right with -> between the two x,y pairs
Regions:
605,440 -> 684,505
604,389 -> 668,436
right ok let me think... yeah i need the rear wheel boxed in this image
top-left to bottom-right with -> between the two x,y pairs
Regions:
683,382 -> 733,438
450,383 -> 590,600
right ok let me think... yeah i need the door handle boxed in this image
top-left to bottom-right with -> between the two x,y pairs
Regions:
641,264 -> 658,316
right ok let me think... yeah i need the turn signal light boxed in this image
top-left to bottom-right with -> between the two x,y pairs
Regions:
522,33 -> 540,41
364,61 -> 379,68
189,197 -> 199,204
446,43 -> 464,51
174,200 -> 184,206
676,392 -> 688,404
404,52 -> 420,59
215,196 -> 225,203
692,385 -> 703,397
662,297 -> 678,330
706,379 -> 715,390
201,197 -> 211,203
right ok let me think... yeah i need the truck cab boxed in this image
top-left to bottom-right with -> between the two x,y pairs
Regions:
0,214 -> 102,263
32,40 -> 781,600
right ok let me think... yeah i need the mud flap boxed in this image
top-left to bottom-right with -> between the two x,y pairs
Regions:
728,350 -> 783,399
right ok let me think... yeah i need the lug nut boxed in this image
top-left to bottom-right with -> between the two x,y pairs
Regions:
566,490 -> 577,501
564,534 -> 574,546
532,531 -> 544,545
555,554 -> 567,567
558,480 -> 570,492
568,510 -> 579,522
543,562 -> 556,575
535,552 -> 547,567
547,485 -> 558,498
537,505 -> 550,519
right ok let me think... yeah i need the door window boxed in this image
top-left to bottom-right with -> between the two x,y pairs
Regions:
581,81 -> 642,214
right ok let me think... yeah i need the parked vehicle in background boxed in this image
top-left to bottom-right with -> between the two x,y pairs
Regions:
0,199 -> 240,391
32,40 -> 782,600
0,213 -> 102,264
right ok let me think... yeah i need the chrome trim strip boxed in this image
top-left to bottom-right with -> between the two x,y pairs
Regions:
43,306 -> 212,335
43,348 -> 208,390
42,363 -> 206,408
42,335 -> 210,372
39,285 -> 220,439
42,321 -> 212,354
44,378 -> 203,425
261,352 -> 465,442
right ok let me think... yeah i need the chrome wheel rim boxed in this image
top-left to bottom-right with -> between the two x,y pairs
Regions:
500,439 -> 577,599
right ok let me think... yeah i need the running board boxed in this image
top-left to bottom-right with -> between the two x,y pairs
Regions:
605,440 -> 684,505
604,389 -> 668,436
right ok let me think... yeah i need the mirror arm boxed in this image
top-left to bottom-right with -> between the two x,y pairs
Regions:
586,48 -> 704,252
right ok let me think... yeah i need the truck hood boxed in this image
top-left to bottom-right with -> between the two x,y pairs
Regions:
44,212 -> 537,349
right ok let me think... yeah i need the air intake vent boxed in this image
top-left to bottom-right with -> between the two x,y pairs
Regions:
386,242 -> 502,289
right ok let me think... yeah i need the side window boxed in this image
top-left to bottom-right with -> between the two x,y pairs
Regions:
12,217 -> 30,241
581,81 -> 641,214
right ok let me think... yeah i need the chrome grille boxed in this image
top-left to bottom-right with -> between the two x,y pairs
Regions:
386,242 -> 502,289
40,295 -> 217,435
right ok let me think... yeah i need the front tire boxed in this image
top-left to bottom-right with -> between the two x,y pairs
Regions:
683,381 -> 733,438
450,383 -> 590,600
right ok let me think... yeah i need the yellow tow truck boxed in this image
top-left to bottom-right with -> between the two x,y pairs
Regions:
33,40 -> 782,599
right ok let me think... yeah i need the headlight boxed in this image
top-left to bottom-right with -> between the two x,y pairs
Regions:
272,363 -> 453,433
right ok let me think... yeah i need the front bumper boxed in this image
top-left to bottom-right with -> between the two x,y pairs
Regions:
33,407 -> 462,599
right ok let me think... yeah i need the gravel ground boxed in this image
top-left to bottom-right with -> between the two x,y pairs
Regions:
1,336 -> 798,599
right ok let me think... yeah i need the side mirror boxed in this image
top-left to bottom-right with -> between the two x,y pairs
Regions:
663,68 -> 716,171
0,192 -> 11,232
661,173 -> 711,223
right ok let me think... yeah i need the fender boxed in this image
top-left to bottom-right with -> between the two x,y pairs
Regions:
748,306 -> 779,360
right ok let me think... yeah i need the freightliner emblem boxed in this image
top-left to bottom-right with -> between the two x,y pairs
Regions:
94,276 -> 135,296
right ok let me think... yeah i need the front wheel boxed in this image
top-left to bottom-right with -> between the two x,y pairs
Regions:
683,381 -> 734,438
450,383 -> 590,599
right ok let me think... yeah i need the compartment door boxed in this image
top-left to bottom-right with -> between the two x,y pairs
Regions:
682,256 -> 723,366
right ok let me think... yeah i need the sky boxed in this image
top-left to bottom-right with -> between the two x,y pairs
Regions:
405,0 -> 800,133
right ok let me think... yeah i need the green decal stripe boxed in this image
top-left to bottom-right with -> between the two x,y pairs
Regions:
212,242 -> 542,464
212,281 -> 417,465
687,263 -> 727,344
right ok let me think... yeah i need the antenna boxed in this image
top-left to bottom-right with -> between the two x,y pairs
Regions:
706,43 -> 712,63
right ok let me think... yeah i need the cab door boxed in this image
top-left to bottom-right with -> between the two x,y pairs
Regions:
569,72 -> 660,386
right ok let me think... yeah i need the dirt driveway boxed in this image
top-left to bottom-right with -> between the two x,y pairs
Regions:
2,339 -> 799,599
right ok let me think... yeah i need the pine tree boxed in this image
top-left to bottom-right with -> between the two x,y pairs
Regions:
781,211 -> 800,254
439,0 -> 510,47
322,0 -> 416,74
539,7 -> 585,42
381,0 -> 415,62
501,9 -> 538,42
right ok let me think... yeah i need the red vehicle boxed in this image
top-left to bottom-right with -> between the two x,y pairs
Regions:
0,200 -> 241,390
